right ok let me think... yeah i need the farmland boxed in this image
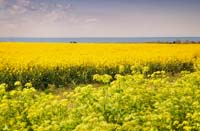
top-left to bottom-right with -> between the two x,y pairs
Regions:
1,42 -> 200,130
0,42 -> 200,88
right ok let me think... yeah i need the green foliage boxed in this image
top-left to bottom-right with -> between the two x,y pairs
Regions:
1,71 -> 200,130
0,61 -> 195,90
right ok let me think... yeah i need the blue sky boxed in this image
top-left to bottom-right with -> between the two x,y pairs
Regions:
0,0 -> 200,37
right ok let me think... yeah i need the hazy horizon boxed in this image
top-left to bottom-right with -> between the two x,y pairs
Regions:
0,0 -> 200,37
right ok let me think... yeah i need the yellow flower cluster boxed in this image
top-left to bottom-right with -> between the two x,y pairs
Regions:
0,42 -> 199,67
1,71 -> 200,130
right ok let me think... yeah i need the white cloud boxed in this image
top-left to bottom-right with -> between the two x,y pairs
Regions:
0,1 -> 81,37
65,4 -> 72,9
85,18 -> 98,23
12,5 -> 19,10
9,5 -> 28,15
16,0 -> 30,7
56,4 -> 63,8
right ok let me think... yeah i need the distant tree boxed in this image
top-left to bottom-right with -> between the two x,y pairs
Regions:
70,41 -> 77,44
172,40 -> 181,44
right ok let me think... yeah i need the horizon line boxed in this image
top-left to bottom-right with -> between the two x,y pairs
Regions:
0,36 -> 200,38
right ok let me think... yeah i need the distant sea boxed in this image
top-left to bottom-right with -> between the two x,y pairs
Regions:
0,37 -> 200,43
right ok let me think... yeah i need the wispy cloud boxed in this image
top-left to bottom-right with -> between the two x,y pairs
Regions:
0,0 -> 200,37
85,18 -> 98,23
0,0 -> 103,37
16,0 -> 30,7
0,1 -> 130,37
